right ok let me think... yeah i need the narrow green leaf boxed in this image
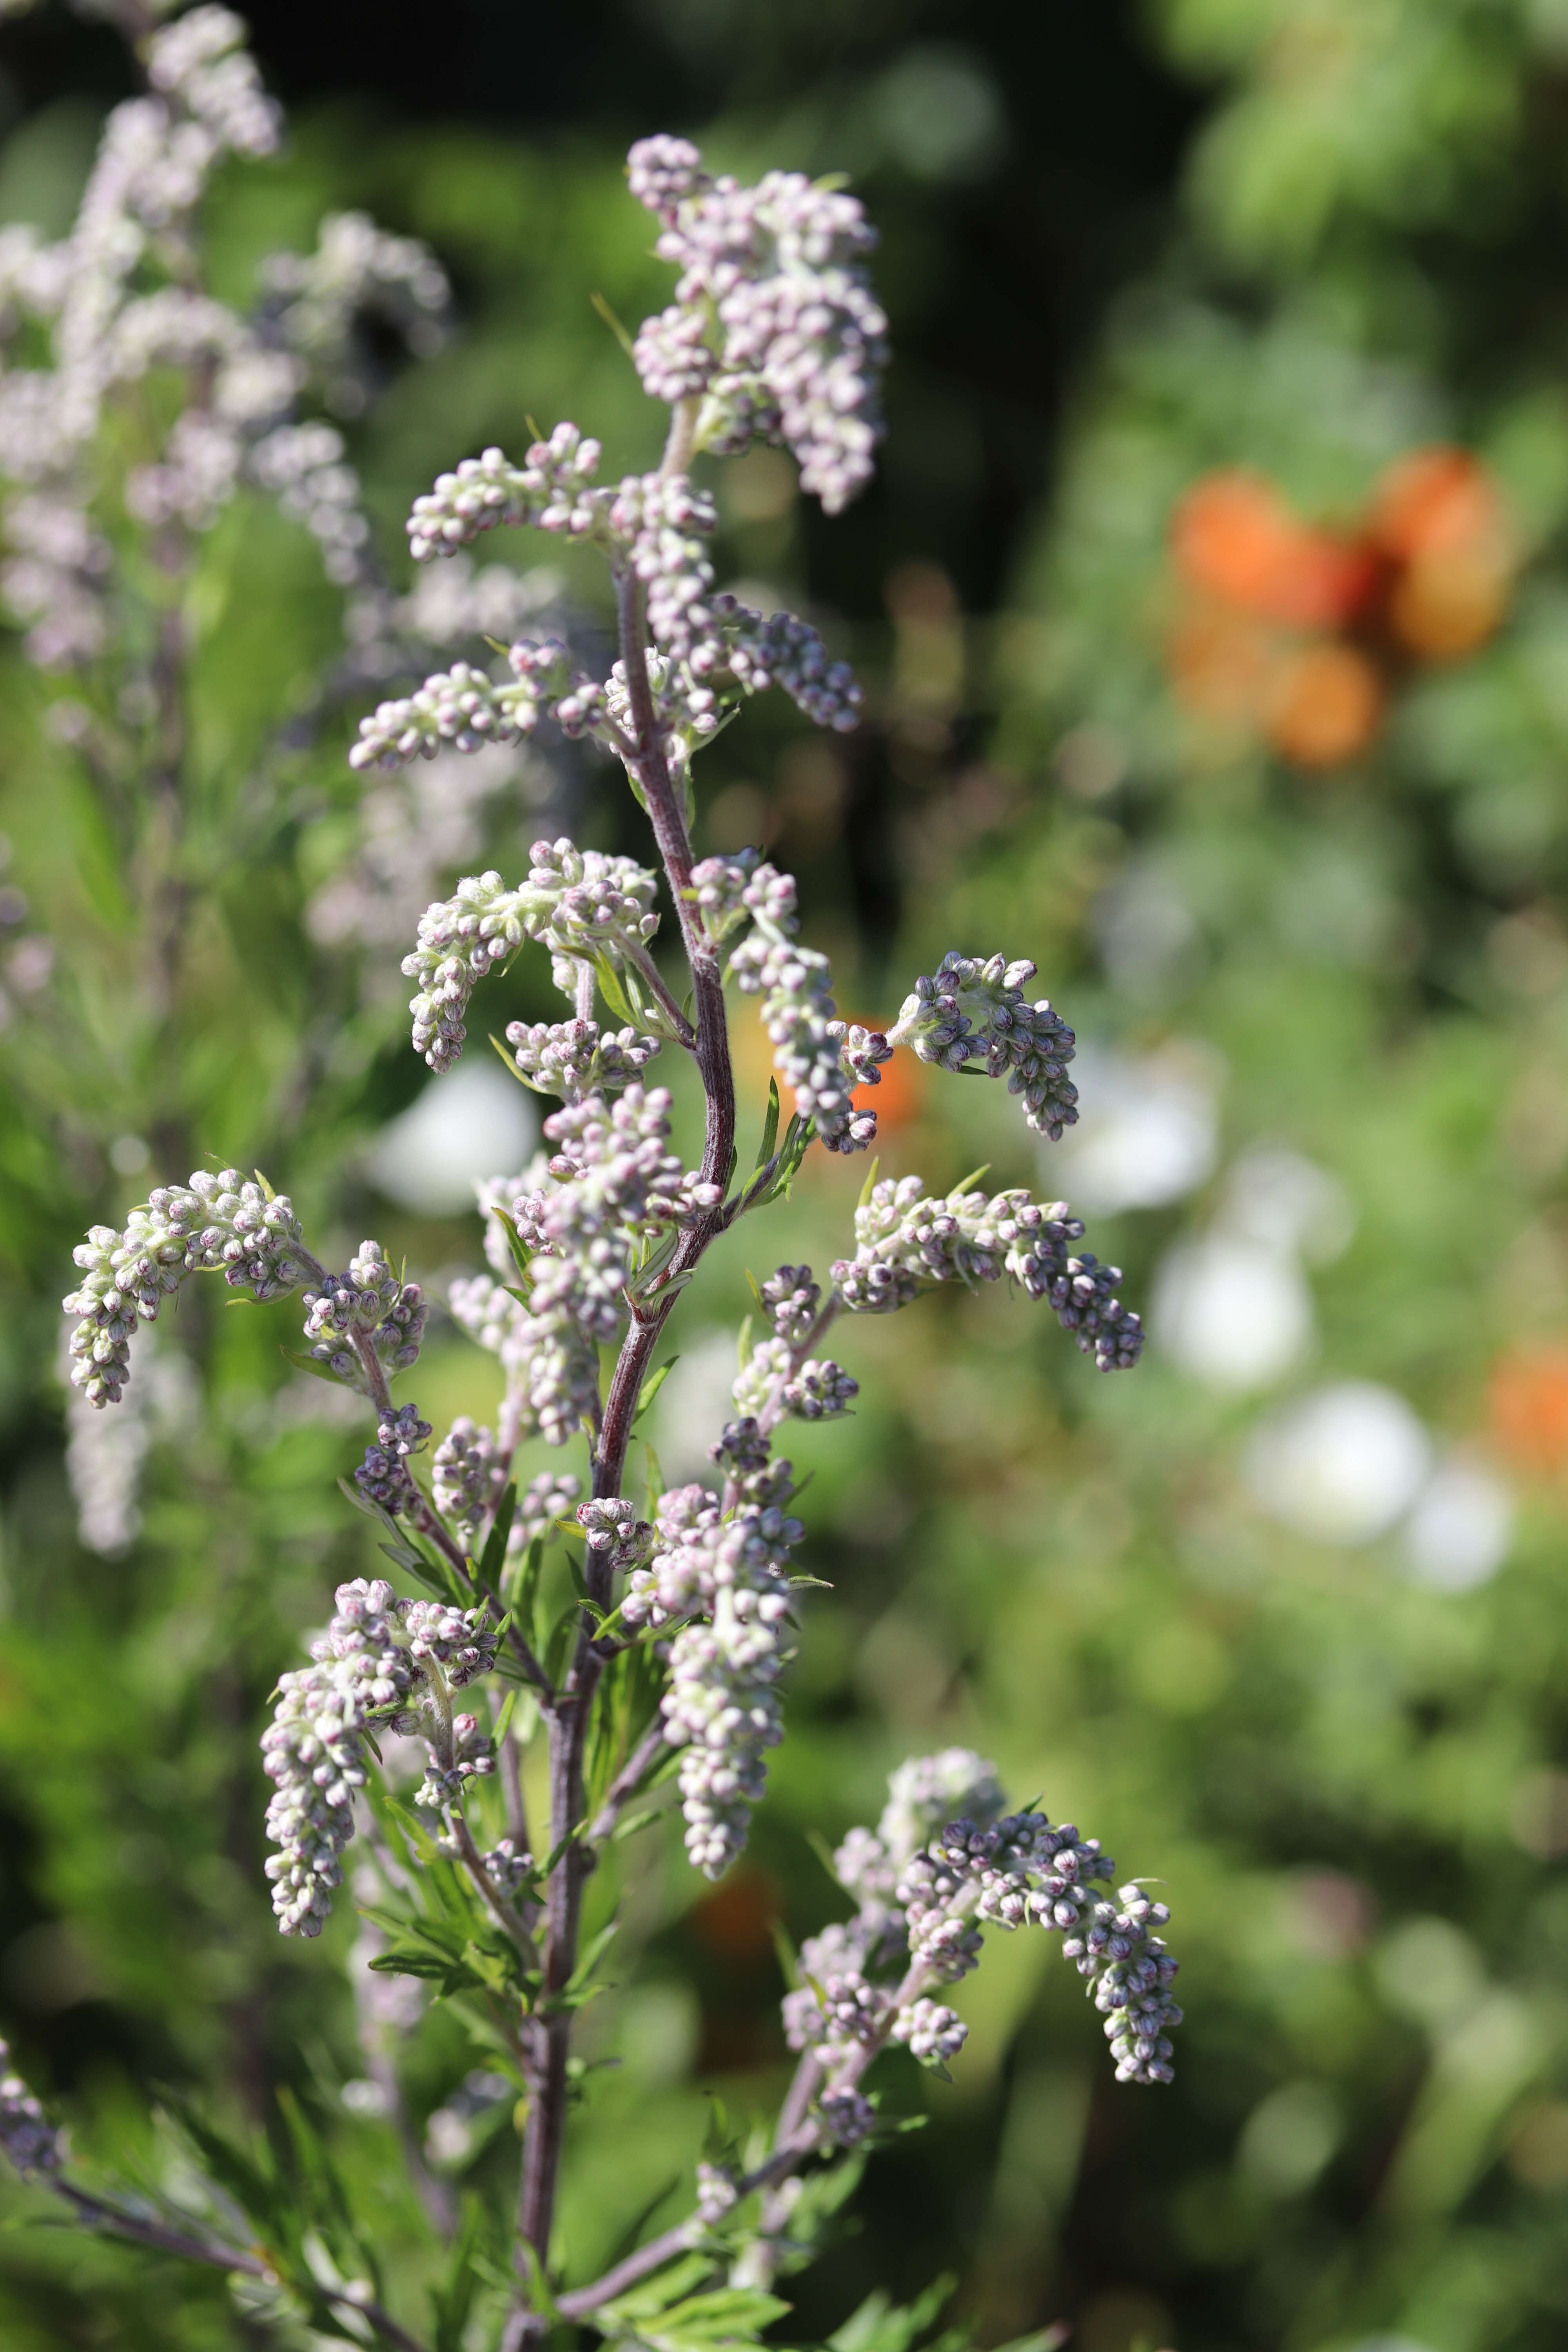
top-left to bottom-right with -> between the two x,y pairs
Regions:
951,1163 -> 990,1198
755,1077 -> 781,1170
643,1440 -> 666,1517
488,1031 -> 553,1093
590,288 -> 637,357
857,1154 -> 882,1212
489,1205 -> 534,1284
736,1312 -> 753,1371
478,1482 -> 518,1588
634,1357 -> 679,1422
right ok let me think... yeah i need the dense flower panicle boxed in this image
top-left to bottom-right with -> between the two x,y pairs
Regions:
446,1272 -> 601,1451
730,889 -> 875,1154
832,1176 -> 1144,1369
432,1416 -> 502,1535
258,208 -> 450,412
436,1423 -> 584,1554
889,952 -> 1079,1141
1000,1198 -> 1145,1371
405,425 -> 601,562
505,1016 -> 661,1101
0,5 -> 434,659
615,1449 -> 803,1877
698,595 -> 863,731
625,136 -> 888,513
662,1599 -> 789,1879
64,1170 -> 311,1406
397,416 -> 864,753
263,1577 -> 497,1934
399,839 -> 660,1072
0,2044 -> 62,2179
145,6 -> 281,156
353,1403 -> 432,1514
786,1753 -> 1179,2098
303,1238 -> 425,1387
450,1085 -> 715,1451
349,642 -> 594,775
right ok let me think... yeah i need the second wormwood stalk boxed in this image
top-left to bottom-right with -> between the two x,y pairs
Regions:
39,107 -> 1175,2352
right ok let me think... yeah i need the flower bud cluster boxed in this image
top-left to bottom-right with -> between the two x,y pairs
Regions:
0,2044 -> 62,2179
780,1752 -> 1178,2101
64,1170 -> 311,1406
405,424 -> 601,562
246,419 -> 371,588
576,1496 -> 654,1576
889,1997 -> 967,2067
303,1239 -> 425,1388
481,1839 -> 534,1901
703,596 -> 863,731
349,640 -> 594,774
414,1711 -> 497,1810
782,1969 -> 882,2065
400,840 -> 659,1071
396,416 -> 864,755
615,1452 -> 804,1878
451,1087 -> 713,1448
728,867 -> 875,1154
688,849 -> 763,942
403,1599 -> 498,1688
145,5 -> 281,158
889,952 -> 1078,1142
353,1403 -> 432,1515
259,209 -> 449,414
447,1272 -> 600,1452
832,1176 -> 1144,1370
263,1577 -> 497,1935
432,1416 -> 503,1537
818,2088 -> 877,2147
625,136 -> 887,513
505,1016 -> 661,1102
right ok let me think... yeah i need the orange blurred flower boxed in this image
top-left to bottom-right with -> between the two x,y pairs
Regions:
1490,1345 -> 1568,1474
1264,642 -> 1383,768
1372,446 -> 1513,661
1173,470 -> 1376,632
1370,446 -> 1504,563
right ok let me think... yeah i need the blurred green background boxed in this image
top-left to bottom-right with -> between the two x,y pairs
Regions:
4,2 -> 1568,2348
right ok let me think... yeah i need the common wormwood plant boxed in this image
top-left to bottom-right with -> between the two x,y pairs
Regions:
6,36 -> 1179,2348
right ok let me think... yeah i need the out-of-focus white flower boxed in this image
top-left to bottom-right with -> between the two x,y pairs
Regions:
1246,1382 -> 1432,1544
1152,1234 -> 1313,1392
365,1057 -> 537,1217
1401,1457 -> 1514,1592
1221,1145 -> 1354,1264
1048,1044 -> 1218,1214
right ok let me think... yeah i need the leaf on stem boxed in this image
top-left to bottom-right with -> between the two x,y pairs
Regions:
634,1358 -> 679,1423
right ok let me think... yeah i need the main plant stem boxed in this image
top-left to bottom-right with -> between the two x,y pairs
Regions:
506,396 -> 735,2345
